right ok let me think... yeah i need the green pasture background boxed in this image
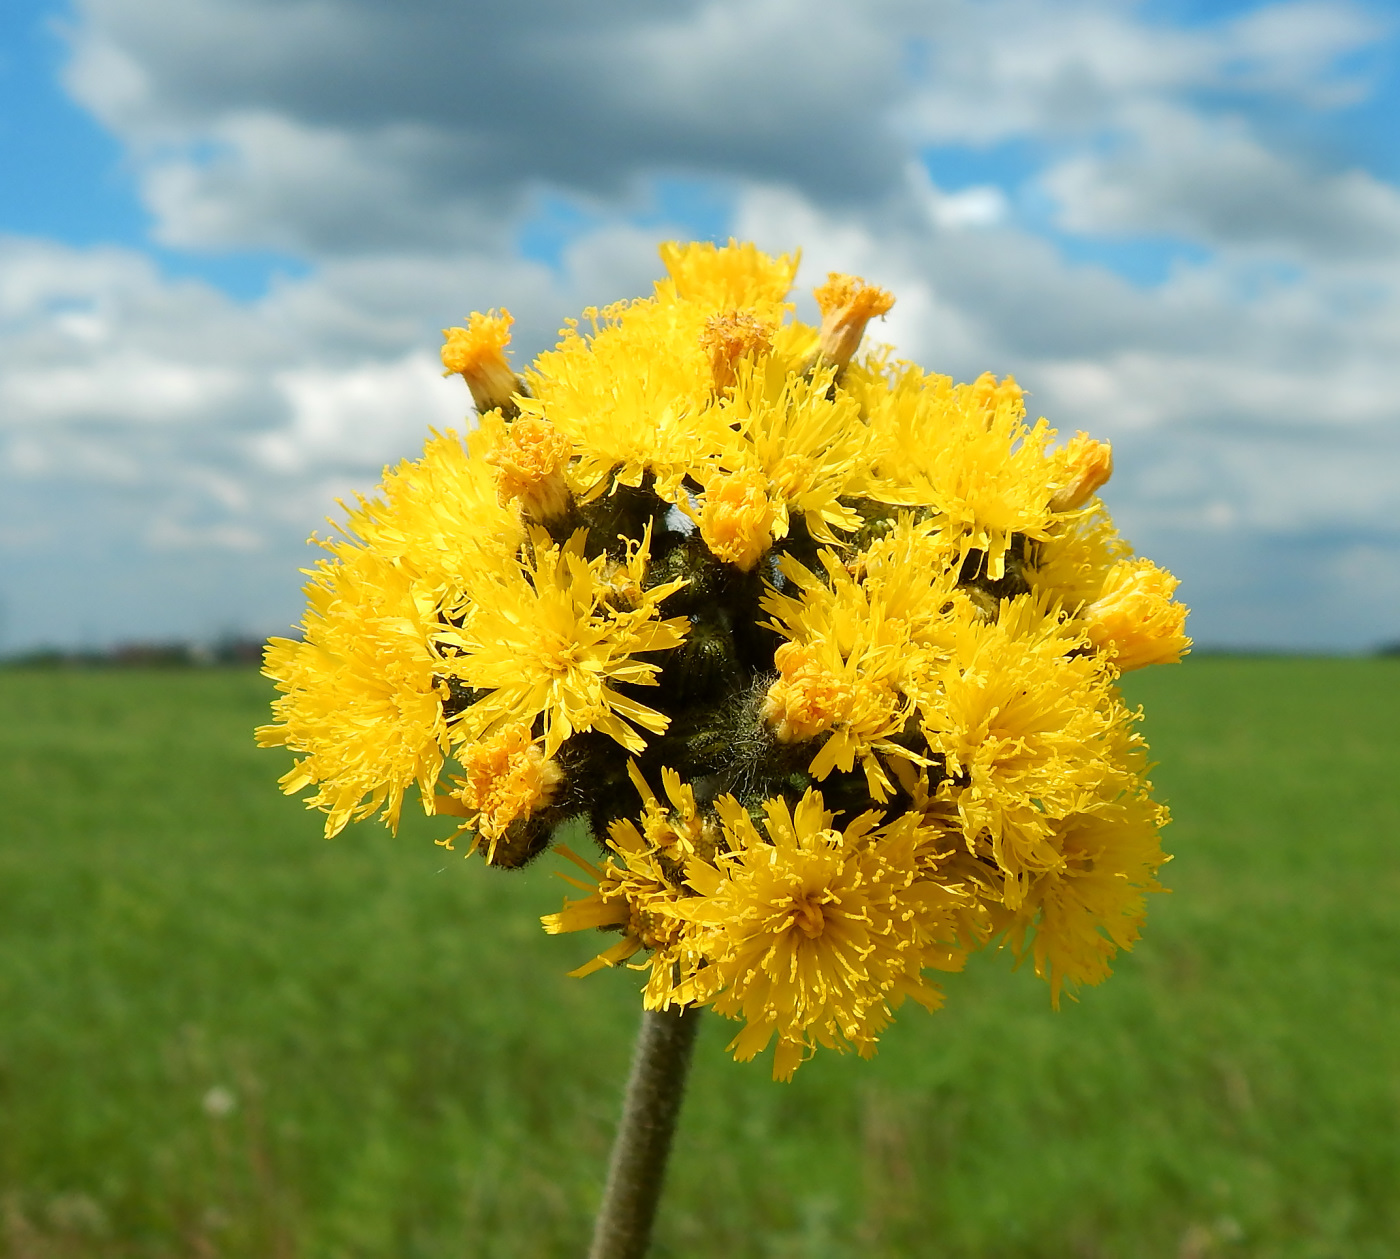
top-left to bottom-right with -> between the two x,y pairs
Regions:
1,658 -> 1396,1257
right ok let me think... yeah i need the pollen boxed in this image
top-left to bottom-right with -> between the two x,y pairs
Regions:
812,272 -> 895,370
441,309 -> 522,415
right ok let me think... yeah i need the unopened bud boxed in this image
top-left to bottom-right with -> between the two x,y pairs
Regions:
1050,433 -> 1114,511
762,642 -> 854,742
1084,559 -> 1190,671
598,555 -> 644,610
700,310 -> 773,392
451,725 -> 562,861
441,310 -> 525,416
961,372 -> 1025,428
812,273 -> 895,371
699,469 -> 777,571
486,417 -> 573,522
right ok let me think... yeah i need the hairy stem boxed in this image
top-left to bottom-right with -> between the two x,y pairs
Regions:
588,1005 -> 703,1259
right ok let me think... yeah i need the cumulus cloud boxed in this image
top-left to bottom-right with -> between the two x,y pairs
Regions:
262,354 -> 466,475
63,0 -> 1382,254
1044,104 -> 1400,260
1,0 -> 1397,651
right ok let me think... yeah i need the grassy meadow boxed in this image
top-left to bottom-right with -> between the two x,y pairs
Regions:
0,657 -> 1397,1258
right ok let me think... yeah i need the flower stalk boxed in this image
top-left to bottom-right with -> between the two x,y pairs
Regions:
589,1005 -> 703,1259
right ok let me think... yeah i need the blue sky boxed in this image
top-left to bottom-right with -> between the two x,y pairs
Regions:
0,0 -> 303,295
2,0 -> 1399,652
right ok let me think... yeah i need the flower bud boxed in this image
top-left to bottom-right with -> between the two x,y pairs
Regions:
762,642 -> 853,742
961,371 -> 1025,428
486,417 -> 573,522
441,310 -> 524,416
1084,559 -> 1190,671
450,725 -> 563,859
700,310 -> 773,392
812,273 -> 894,371
1050,433 -> 1114,512
699,469 -> 777,571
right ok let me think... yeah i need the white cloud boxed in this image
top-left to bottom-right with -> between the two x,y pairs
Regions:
921,184 -> 1010,231
0,227 -> 676,648
146,517 -> 263,552
4,357 -> 242,424
2,0 -> 1397,651
261,353 -> 466,475
1044,103 -> 1400,260
63,0 -> 1378,257
142,112 -> 507,254
1224,1 -> 1385,103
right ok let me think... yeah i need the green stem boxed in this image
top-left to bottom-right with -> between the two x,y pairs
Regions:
588,1005 -> 702,1259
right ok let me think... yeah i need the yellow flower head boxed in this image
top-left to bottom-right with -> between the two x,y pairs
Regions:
762,637 -> 908,800
698,359 -> 871,547
1002,792 -> 1168,1006
541,764 -> 711,1008
340,426 -> 523,609
869,372 -> 1056,581
256,544 -> 448,837
959,369 -> 1025,422
701,309 -> 774,393
449,724 -> 563,859
1029,505 -> 1131,613
763,641 -> 855,744
673,792 -> 965,1080
441,309 -> 521,415
264,238 -> 1184,1080
920,595 -> 1139,907
1084,558 -> 1191,671
625,760 -> 714,864
441,525 -> 690,756
521,297 -> 722,502
760,547 -> 944,799
813,272 -> 895,370
656,239 -> 799,315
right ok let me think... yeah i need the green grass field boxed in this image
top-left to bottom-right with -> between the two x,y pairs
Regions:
1,658 -> 1397,1258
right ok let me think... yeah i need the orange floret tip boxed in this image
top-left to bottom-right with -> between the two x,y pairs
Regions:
762,641 -> 854,742
452,725 -> 562,858
700,469 -> 777,571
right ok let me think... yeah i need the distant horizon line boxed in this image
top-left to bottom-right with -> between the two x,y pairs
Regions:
2,636 -> 1397,668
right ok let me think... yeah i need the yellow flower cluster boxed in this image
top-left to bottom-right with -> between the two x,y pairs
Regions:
260,241 -> 1188,1079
